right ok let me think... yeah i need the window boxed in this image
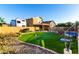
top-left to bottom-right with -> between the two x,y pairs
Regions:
22,20 -> 25,22
17,21 -> 21,23
22,25 -> 25,27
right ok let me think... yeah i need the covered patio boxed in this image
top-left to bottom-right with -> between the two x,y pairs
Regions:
33,23 -> 50,31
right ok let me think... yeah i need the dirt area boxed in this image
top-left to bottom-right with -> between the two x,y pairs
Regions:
10,38 -> 57,54
0,34 -> 57,54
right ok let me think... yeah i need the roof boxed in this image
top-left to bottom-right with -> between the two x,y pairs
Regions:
43,21 -> 51,23
33,23 -> 49,26
43,20 -> 56,25
33,20 -> 56,26
26,17 -> 43,20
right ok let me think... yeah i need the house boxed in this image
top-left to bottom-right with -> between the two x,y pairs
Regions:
26,17 -> 43,27
26,17 -> 56,31
10,18 -> 27,27
42,21 -> 56,31
10,17 -> 56,31
10,20 -> 16,26
10,18 -> 40,32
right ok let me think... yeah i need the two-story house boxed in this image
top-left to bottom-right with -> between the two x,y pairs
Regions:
26,17 -> 56,31
10,17 -> 56,31
10,18 -> 27,27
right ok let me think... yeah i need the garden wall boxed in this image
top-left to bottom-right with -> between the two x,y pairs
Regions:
0,26 -> 39,34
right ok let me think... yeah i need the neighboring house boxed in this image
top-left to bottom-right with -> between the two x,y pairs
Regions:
42,21 -> 56,31
26,17 -> 43,27
10,17 -> 56,31
10,20 -> 16,26
10,18 -> 27,27
27,17 -> 56,31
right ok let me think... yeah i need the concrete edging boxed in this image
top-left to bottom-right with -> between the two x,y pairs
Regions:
25,43 -> 58,54
21,41 -> 58,54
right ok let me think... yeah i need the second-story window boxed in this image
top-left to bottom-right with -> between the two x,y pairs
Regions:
17,21 -> 21,23
22,20 -> 25,22
22,25 -> 25,27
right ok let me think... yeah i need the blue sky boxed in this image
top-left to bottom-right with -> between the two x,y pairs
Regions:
0,4 -> 79,24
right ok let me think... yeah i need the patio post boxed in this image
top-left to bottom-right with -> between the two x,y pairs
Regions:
78,26 -> 79,54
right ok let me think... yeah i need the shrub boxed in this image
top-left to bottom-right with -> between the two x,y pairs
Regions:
20,28 -> 29,33
0,33 -> 19,54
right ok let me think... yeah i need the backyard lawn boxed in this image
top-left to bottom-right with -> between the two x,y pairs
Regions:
18,32 -> 78,54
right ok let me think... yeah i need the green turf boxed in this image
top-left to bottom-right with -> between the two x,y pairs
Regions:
18,32 -> 78,54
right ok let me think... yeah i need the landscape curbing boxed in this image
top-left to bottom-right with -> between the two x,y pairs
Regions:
24,43 -> 58,54
19,40 -> 58,54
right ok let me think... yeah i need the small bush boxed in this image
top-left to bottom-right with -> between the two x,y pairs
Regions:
0,33 -> 19,54
20,28 -> 29,33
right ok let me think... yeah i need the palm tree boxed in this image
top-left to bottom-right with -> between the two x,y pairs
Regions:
0,17 -> 5,26
75,21 -> 79,31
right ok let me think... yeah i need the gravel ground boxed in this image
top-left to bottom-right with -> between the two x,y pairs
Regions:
9,37 -> 58,54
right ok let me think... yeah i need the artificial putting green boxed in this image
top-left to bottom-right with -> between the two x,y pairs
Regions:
19,32 -> 78,54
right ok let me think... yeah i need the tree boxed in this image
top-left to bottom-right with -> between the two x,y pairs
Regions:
56,23 -> 67,27
39,17 -> 43,21
65,22 -> 73,27
75,21 -> 79,31
56,22 -> 73,27
0,17 -> 5,26
75,21 -> 79,26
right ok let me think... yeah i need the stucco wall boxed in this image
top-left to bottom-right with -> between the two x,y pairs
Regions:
33,17 -> 42,24
0,27 -> 21,34
16,19 -> 27,27
0,26 -> 39,34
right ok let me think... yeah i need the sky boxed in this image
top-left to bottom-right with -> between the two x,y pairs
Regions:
0,4 -> 79,24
